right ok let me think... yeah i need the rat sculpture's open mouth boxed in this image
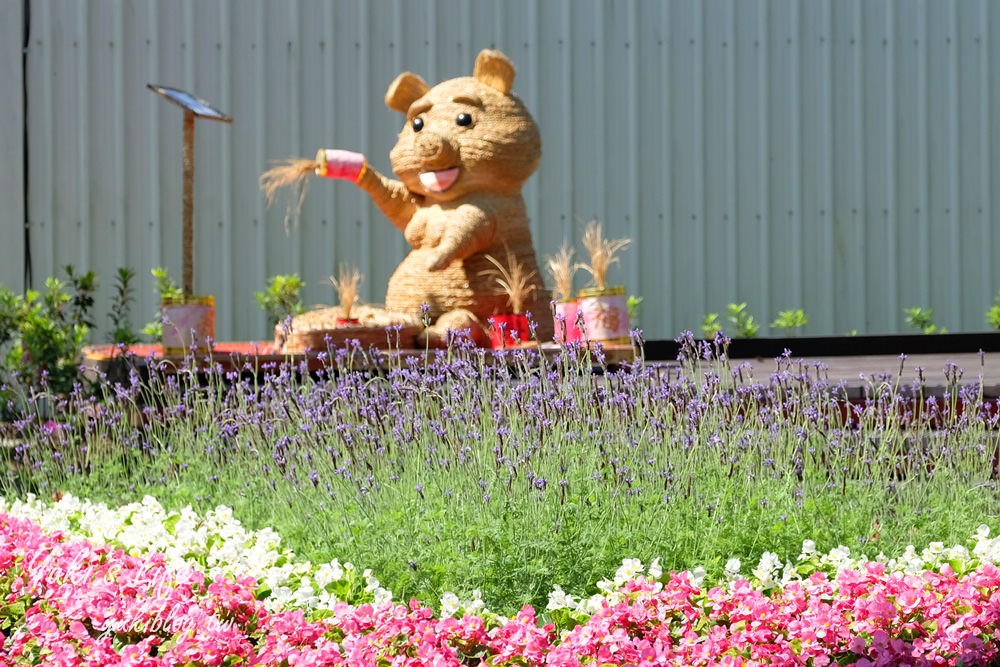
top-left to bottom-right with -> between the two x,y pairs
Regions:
418,168 -> 460,193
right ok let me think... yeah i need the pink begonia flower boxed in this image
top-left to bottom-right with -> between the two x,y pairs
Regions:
3,511 -> 1000,666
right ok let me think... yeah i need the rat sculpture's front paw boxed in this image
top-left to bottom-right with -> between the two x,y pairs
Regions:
425,251 -> 453,272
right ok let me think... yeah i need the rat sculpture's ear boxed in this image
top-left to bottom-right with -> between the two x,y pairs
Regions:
473,49 -> 515,95
385,72 -> 430,113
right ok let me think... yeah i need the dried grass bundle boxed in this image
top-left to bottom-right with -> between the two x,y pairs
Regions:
329,264 -> 363,320
579,219 -> 630,290
545,243 -> 579,302
482,248 -> 537,314
259,158 -> 319,231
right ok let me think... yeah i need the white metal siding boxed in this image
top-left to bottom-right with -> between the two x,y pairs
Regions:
14,0 -> 1000,342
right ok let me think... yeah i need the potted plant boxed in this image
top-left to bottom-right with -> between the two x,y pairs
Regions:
577,220 -> 631,344
329,264 -> 363,326
545,243 -> 583,344
159,263 -> 215,356
482,248 -> 537,349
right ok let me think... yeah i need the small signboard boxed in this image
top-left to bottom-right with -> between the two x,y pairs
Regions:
147,84 -> 232,123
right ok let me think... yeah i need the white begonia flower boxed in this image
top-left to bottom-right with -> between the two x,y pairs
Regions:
582,593 -> 607,614
440,592 -> 461,616
922,542 -> 945,563
290,576 -> 319,607
546,584 -> 579,611
689,566 -> 706,588
372,586 -> 393,606
780,561 -> 798,585
613,558 -> 643,586
463,589 -> 486,614
648,558 -> 663,580
798,539 -> 817,560
973,528 -> 1000,563
751,551 -> 783,587
724,558 -> 741,579
596,578 -> 616,595
314,560 -> 345,588
821,545 -> 853,571
946,545 -> 970,563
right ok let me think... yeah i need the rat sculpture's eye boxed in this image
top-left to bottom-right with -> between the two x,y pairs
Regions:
412,117 -> 425,132
456,113 -> 473,127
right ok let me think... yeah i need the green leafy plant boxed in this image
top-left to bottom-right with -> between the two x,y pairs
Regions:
727,302 -> 759,338
986,294 -> 1000,330
904,307 -> 947,334
108,267 -> 141,346
626,295 -> 643,327
701,313 -> 722,340
770,308 -> 809,336
256,274 -> 306,326
0,269 -> 95,405
63,265 -> 98,331
141,268 -> 183,339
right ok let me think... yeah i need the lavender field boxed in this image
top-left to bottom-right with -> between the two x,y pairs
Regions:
3,332 -> 998,615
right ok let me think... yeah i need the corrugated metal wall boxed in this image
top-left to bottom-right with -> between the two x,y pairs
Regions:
0,2 -> 25,295
11,0 -> 1000,342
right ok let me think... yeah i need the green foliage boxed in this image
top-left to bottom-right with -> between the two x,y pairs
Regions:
770,308 -> 809,335
63,265 -> 98,330
255,274 -> 306,327
726,302 -> 760,338
0,268 -> 95,405
151,267 -> 183,302
626,295 -> 642,328
701,312 -> 722,340
986,294 -> 1000,330
108,267 -> 141,346
141,268 -> 183,339
904,306 -> 947,334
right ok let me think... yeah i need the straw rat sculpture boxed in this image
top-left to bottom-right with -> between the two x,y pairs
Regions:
315,49 -> 552,346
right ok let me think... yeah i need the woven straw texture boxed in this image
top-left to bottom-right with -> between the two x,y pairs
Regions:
349,49 -> 553,343
275,304 -> 422,354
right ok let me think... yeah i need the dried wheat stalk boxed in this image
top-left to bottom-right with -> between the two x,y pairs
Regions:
259,158 -> 319,231
545,243 -> 579,302
482,248 -> 537,314
579,219 -> 630,291
329,264 -> 363,320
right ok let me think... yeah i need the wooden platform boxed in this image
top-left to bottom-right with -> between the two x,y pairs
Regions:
80,339 -> 1000,399
701,352 -> 999,399
80,341 -> 639,377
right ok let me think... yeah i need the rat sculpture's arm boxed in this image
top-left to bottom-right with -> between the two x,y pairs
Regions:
315,148 -> 419,235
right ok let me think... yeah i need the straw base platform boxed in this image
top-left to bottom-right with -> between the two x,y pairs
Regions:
275,305 -> 422,354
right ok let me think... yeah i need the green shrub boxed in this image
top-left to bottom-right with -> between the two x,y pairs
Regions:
770,308 -> 808,336
727,302 -> 759,338
0,270 -> 94,412
904,306 -> 947,334
256,274 -> 306,327
986,294 -> 1000,330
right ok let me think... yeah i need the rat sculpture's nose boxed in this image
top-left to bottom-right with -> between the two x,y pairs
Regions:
413,131 -> 458,165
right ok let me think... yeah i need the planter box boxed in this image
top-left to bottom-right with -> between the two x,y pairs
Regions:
642,332 -> 1000,361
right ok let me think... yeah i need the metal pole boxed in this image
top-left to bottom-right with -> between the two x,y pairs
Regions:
182,109 -> 195,296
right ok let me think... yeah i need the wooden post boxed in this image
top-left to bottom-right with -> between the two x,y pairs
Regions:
182,109 -> 195,297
